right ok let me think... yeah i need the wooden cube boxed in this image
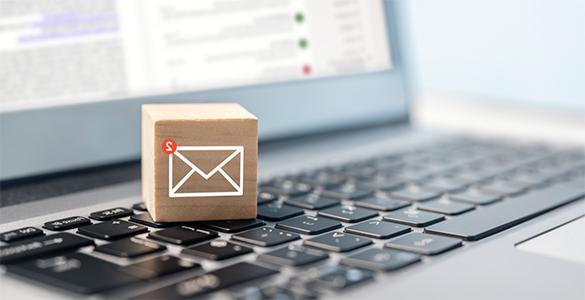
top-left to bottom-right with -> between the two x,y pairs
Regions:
142,103 -> 258,222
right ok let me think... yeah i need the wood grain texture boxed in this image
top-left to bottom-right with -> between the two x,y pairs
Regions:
142,103 -> 258,222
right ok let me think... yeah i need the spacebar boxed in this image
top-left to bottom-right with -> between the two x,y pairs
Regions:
425,183 -> 585,241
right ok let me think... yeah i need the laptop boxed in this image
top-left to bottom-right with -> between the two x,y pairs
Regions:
0,1 -> 583,299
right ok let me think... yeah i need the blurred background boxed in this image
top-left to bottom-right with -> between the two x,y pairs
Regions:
396,0 -> 584,110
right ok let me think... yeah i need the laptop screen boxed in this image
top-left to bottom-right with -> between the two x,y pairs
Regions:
0,0 -> 407,181
1,0 -> 391,112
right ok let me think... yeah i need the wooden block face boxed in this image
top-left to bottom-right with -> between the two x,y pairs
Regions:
142,103 -> 258,222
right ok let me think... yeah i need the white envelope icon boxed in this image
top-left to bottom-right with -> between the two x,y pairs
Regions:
168,146 -> 244,198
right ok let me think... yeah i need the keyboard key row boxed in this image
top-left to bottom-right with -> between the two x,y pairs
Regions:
417,198 -> 474,215
383,208 -> 445,227
354,195 -> 410,211
0,227 -> 44,243
6,252 -> 199,294
304,232 -> 372,252
317,205 -> 378,223
426,184 -> 585,241
385,232 -> 462,255
182,240 -> 253,260
130,213 -> 176,228
231,227 -> 300,247
130,262 -> 278,299
306,265 -> 374,290
345,220 -> 411,239
148,226 -> 217,245
390,186 -> 440,202
94,237 -> 165,258
341,248 -> 421,272
7,253 -> 139,294
285,193 -> 339,210
275,215 -> 341,235
257,245 -> 328,267
0,233 -> 93,264
263,180 -> 312,197
43,216 -> 91,231
257,204 -> 304,221
320,183 -> 373,200
89,207 -> 133,221
201,219 -> 265,233
78,220 -> 147,240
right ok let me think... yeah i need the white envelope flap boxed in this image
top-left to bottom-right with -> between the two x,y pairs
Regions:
168,146 -> 244,198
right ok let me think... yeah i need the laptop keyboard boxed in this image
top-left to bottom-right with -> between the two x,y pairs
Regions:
1,138 -> 584,299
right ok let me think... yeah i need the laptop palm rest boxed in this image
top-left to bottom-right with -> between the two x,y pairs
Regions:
516,216 -> 584,265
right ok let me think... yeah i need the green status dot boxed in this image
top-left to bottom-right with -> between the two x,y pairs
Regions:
299,38 -> 308,49
294,12 -> 304,23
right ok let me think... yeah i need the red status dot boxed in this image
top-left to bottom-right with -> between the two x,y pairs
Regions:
302,64 -> 312,75
162,138 -> 177,154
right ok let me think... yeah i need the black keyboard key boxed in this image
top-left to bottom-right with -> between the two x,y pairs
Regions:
505,171 -> 551,186
257,203 -> 304,221
6,252 -> 138,294
43,216 -> 91,231
321,183 -> 373,200
345,220 -> 410,239
448,168 -> 495,182
304,232 -> 372,252
0,233 -> 93,264
148,225 -> 218,245
89,207 -> 133,221
232,227 -> 300,247
312,265 -> 373,290
343,166 -> 378,180
393,166 -> 434,182
372,156 -> 403,169
276,215 -> 342,235
449,189 -> 502,205
264,180 -> 312,197
385,232 -> 462,255
200,219 -> 265,233
354,195 -> 411,211
285,193 -> 340,210
132,202 -> 147,211
182,239 -> 253,260
94,237 -> 165,258
318,205 -> 378,223
129,213 -> 176,228
251,285 -> 314,299
417,198 -> 474,215
390,186 -> 441,202
257,191 -> 279,205
422,176 -> 468,192
0,227 -> 44,242
426,184 -> 585,241
341,248 -> 421,272
383,208 -> 445,227
476,180 -> 527,196
257,245 -> 328,266
131,262 -> 278,299
357,176 -> 404,191
122,255 -> 200,280
78,220 -> 147,240
299,170 -> 346,188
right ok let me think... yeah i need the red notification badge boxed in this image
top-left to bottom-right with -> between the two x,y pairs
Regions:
162,138 -> 177,154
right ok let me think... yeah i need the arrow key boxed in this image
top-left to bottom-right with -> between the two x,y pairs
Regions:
304,232 -> 372,252
232,227 -> 300,247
